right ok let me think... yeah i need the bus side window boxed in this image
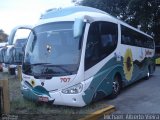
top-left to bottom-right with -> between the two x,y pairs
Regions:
85,22 -> 100,70
100,22 -> 118,59
85,21 -> 118,70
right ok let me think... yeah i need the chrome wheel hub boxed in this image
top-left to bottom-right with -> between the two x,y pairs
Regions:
113,80 -> 119,93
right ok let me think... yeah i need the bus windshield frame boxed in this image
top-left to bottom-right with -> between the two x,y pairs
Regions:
23,21 -> 83,78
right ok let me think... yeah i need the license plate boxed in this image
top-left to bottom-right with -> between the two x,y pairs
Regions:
38,96 -> 49,102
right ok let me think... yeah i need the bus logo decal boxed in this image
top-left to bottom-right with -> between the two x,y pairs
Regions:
114,52 -> 121,61
145,49 -> 152,57
46,45 -> 52,53
30,79 -> 35,86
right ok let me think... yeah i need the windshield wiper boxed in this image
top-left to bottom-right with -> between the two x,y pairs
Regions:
31,63 -> 73,75
59,66 -> 73,75
44,64 -> 73,75
30,63 -> 52,66
31,72 -> 61,79
22,63 -> 51,74
23,63 -> 73,76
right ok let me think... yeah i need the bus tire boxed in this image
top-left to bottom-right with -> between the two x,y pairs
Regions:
109,75 -> 121,99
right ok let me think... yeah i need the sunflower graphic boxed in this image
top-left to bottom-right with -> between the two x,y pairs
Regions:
123,48 -> 133,81
30,79 -> 35,87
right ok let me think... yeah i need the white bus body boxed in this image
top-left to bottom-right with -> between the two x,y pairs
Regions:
8,6 -> 155,107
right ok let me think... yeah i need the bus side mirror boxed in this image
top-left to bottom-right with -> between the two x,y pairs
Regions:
5,25 -> 33,64
73,18 -> 85,38
8,28 -> 18,45
8,25 -> 33,45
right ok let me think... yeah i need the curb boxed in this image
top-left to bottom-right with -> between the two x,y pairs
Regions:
79,105 -> 116,120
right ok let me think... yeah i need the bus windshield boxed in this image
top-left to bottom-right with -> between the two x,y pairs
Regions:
23,22 -> 82,78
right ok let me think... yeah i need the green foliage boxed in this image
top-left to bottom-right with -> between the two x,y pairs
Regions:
77,0 -> 160,44
80,0 -> 129,19
0,29 -> 4,33
128,0 -> 154,32
0,29 -> 8,42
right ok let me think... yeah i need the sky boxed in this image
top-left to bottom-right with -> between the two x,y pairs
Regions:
0,0 -> 74,35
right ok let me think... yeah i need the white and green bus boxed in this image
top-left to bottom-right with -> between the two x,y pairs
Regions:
8,6 -> 155,107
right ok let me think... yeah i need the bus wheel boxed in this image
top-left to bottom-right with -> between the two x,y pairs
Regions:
109,75 -> 121,99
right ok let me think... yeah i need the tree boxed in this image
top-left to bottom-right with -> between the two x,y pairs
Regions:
152,0 -> 160,44
76,0 -> 130,20
0,29 -> 4,33
76,0 -> 160,44
0,29 -> 8,42
127,0 -> 159,39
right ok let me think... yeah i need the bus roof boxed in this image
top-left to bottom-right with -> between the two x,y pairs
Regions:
38,6 -> 152,39
40,6 -> 108,19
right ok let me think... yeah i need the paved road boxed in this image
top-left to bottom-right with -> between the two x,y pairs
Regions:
1,66 -> 160,119
104,66 -> 160,114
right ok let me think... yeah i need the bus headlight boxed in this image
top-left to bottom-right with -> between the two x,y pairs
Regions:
62,83 -> 83,94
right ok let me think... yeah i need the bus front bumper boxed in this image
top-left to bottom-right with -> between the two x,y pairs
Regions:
21,83 -> 55,103
21,82 -> 86,107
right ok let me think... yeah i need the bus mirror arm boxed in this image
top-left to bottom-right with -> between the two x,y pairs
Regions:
84,15 -> 94,23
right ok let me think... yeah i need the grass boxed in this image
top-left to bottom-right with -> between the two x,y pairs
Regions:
0,72 -> 111,119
